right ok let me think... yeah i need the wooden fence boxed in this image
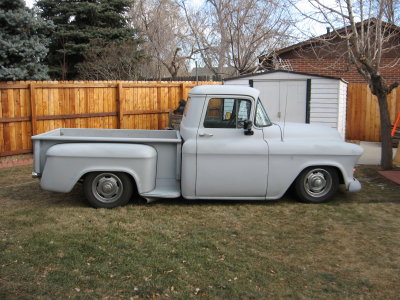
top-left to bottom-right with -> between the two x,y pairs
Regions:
1,81 -> 399,157
347,84 -> 400,142
0,81 -> 217,157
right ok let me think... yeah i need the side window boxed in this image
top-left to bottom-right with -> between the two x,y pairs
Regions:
204,98 -> 251,128
255,99 -> 272,127
237,100 -> 251,126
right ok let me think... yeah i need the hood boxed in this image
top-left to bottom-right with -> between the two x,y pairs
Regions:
265,122 -> 364,157
276,122 -> 343,141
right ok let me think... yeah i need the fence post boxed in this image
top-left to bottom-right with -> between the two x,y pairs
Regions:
157,86 -> 163,129
180,83 -> 186,100
29,83 -> 37,135
117,83 -> 124,129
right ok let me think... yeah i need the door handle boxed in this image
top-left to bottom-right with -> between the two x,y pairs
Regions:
198,131 -> 213,137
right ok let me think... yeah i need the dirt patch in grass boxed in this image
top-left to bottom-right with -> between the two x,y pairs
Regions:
0,165 -> 399,299
0,154 -> 32,163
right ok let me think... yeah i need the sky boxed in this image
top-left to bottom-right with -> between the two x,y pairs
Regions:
25,0 -> 204,8
26,0 -> 34,8
24,0 -> 328,38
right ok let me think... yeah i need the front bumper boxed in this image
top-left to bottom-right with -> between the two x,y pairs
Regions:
347,178 -> 361,192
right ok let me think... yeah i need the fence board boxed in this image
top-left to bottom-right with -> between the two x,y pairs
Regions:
346,84 -> 400,142
0,89 -> 4,153
20,87 -> 28,149
0,80 -> 218,157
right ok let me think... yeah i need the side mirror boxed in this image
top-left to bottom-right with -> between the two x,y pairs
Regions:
243,120 -> 254,136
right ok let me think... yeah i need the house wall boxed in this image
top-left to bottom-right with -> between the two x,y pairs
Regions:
278,57 -> 400,84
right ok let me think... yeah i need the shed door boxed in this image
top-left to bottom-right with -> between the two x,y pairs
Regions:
254,80 -> 307,123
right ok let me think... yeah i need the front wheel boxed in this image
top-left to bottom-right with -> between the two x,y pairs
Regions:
295,167 -> 339,203
84,172 -> 133,208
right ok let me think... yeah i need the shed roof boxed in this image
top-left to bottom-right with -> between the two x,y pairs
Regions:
189,85 -> 260,100
224,70 -> 347,83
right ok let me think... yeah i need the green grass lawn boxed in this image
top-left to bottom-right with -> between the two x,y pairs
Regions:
0,165 -> 399,299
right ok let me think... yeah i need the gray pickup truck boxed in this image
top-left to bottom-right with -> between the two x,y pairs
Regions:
32,85 -> 363,208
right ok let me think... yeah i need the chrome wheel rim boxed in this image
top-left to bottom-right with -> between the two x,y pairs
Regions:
91,173 -> 123,203
303,169 -> 332,198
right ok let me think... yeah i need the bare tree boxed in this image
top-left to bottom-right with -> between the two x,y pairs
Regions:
130,0 -> 197,79
293,0 -> 400,169
383,0 -> 399,23
180,0 -> 293,76
180,0 -> 231,76
77,40 -> 147,80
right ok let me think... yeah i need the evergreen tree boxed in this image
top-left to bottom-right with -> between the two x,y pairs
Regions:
36,0 -> 140,80
0,0 -> 53,81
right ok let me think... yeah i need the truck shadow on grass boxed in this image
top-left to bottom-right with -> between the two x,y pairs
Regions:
3,180 -> 398,209
76,166 -> 400,208
128,188 -> 360,208
0,165 -> 398,208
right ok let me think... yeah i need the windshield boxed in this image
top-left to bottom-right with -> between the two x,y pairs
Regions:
255,99 -> 272,127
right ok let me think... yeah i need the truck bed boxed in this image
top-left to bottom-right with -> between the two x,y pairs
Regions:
32,129 -> 182,191
34,128 -> 180,141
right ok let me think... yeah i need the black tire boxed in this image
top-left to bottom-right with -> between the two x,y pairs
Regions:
83,172 -> 133,208
295,167 -> 339,203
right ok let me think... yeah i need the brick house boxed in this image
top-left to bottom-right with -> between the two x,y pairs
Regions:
258,21 -> 400,84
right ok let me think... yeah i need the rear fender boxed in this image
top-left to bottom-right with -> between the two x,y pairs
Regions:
40,143 -> 157,193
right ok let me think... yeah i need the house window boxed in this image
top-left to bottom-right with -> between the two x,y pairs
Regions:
204,98 -> 251,128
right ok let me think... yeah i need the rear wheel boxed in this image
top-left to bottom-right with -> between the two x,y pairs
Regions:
295,167 -> 339,203
84,172 -> 133,208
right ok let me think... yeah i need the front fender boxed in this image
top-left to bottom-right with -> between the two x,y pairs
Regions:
266,141 -> 363,199
40,143 -> 157,193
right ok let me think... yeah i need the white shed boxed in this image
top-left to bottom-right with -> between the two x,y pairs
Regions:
224,70 -> 348,139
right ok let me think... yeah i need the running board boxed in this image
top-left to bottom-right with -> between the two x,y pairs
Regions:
140,179 -> 181,199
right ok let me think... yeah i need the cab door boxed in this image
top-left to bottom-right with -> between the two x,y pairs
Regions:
195,96 -> 269,198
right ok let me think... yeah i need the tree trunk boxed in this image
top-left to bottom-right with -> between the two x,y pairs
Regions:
376,93 -> 393,170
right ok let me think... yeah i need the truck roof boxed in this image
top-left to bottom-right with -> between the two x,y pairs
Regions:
189,85 -> 260,100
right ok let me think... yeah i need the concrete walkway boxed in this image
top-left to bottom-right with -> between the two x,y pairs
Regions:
358,141 -> 398,165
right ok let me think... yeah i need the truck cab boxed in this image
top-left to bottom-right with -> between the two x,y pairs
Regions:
180,85 -> 272,200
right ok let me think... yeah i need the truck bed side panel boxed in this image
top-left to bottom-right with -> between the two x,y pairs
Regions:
32,128 -> 181,179
41,143 -> 157,193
